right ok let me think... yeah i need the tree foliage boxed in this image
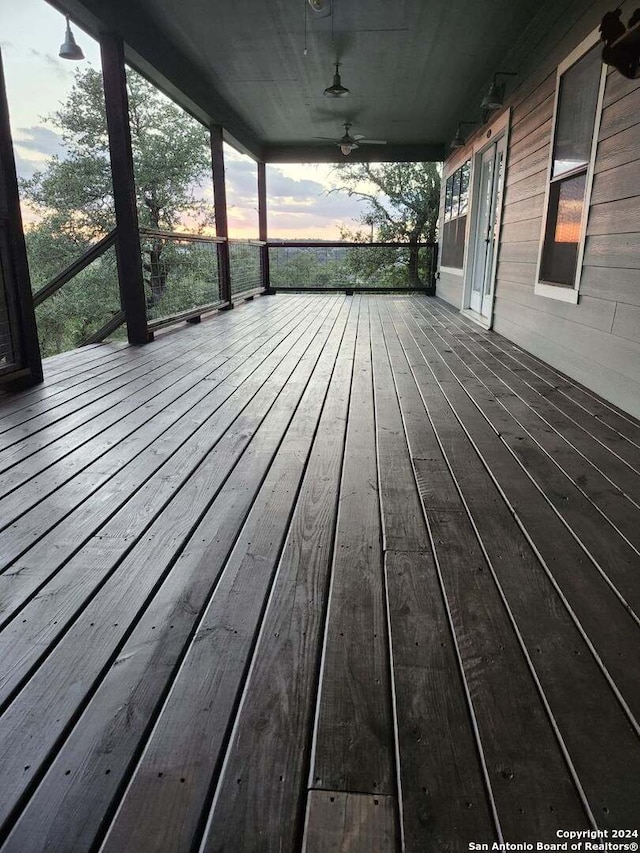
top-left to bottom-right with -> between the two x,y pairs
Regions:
331,161 -> 440,286
21,67 -> 214,355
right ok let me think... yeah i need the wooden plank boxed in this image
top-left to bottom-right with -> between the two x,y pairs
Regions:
0,297 -> 292,440
612,301 -> 640,343
420,303 -> 640,549
499,216 -> 543,245
598,84 -> 640,142
503,170 -> 547,207
193,302 -> 358,853
492,285 -> 616,333
301,791 -> 397,853
587,196 -> 640,236
436,296 -> 640,435
426,298 -> 640,457
584,233 -> 640,270
92,301 -> 351,853
0,300 -> 341,694
371,301 -> 496,848
500,193 -> 545,226
309,301 -> 395,797
381,302 -> 590,838
508,118 -> 552,168
594,123 -> 640,174
495,260 -> 537,286
0,296 -> 312,530
511,73 -> 555,127
581,265 -> 640,307
497,240 -> 540,266
509,92 -> 554,148
591,159 -> 640,205
392,297 -> 640,828
0,299 -> 346,836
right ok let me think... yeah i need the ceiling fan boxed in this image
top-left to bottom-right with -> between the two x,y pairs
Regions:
314,123 -> 388,156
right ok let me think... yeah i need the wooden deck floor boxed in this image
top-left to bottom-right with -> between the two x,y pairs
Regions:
0,292 -> 639,852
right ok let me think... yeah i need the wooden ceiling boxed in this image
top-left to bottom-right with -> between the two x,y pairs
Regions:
51,0 -> 575,161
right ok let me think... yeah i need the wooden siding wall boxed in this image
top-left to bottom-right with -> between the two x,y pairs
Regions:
438,0 -> 640,419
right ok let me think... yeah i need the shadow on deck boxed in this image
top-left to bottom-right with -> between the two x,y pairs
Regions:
0,293 -> 638,851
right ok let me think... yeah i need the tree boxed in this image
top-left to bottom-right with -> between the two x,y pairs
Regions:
330,161 -> 440,287
21,67 -> 214,353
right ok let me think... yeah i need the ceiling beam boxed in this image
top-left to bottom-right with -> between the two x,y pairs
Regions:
46,0 -> 264,159
263,143 -> 446,164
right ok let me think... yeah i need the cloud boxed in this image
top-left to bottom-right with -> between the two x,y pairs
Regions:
27,47 -> 74,82
16,125 -> 66,157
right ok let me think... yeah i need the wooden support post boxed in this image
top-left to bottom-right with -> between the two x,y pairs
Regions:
210,125 -> 232,308
0,48 -> 42,387
100,34 -> 151,344
257,161 -> 273,294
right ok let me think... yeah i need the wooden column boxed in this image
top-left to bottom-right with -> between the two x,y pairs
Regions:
0,48 -> 42,387
257,161 -> 272,293
100,34 -> 150,344
210,125 -> 232,307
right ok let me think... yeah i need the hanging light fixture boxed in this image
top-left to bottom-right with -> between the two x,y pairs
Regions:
59,15 -> 85,61
450,121 -> 476,150
324,63 -> 350,97
480,71 -> 517,110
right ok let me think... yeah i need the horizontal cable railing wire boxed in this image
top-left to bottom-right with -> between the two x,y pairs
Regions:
228,239 -> 264,298
31,238 -> 124,357
267,241 -> 437,291
140,228 -> 225,329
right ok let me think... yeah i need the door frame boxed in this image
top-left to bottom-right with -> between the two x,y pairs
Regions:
461,108 -> 511,330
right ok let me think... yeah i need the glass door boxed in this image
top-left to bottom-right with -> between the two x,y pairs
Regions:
469,134 -> 506,318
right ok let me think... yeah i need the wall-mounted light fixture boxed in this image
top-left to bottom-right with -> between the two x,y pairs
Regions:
450,121 -> 477,150
324,63 -> 350,97
59,15 -> 85,61
480,71 -> 517,110
600,7 -> 640,79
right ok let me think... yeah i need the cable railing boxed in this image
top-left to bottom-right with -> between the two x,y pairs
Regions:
30,228 -> 125,357
267,241 -> 438,292
140,228 -> 226,330
228,239 -> 265,299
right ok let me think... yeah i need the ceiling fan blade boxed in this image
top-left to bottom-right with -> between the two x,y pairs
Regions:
312,136 -> 341,141
360,139 -> 388,145
352,134 -> 366,140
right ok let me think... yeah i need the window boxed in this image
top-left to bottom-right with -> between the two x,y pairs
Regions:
441,160 -> 470,269
536,36 -> 605,301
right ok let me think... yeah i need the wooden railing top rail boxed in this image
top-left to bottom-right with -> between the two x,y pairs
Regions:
139,227 -> 225,244
228,238 -> 266,247
266,240 -> 437,249
32,227 -> 118,307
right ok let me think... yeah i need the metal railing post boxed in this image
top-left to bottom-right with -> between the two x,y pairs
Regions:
210,125 -> 232,308
257,162 -> 273,293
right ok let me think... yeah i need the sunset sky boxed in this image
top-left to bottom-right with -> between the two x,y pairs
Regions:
0,0 -> 370,239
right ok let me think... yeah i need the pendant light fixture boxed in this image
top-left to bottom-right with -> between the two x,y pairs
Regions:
480,71 -> 517,110
324,63 -> 349,97
59,15 -> 85,61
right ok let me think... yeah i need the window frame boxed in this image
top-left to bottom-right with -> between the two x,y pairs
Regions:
534,29 -> 607,304
440,156 -> 472,275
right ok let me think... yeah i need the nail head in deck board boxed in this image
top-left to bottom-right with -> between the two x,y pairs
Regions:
93,302 -> 351,853
197,305 -> 358,853
310,302 -> 395,798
